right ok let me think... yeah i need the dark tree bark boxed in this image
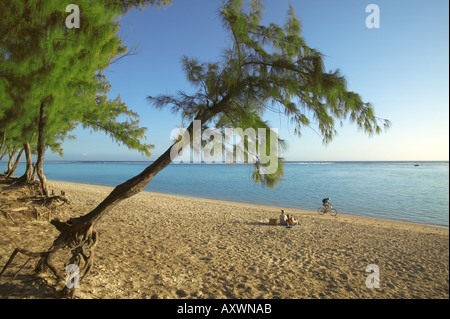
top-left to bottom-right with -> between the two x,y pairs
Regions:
0,132 -> 5,161
3,150 -> 15,176
36,100 -> 49,197
6,148 -> 24,178
16,142 -> 34,183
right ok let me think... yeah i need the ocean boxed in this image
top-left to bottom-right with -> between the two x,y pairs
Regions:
1,161 -> 448,227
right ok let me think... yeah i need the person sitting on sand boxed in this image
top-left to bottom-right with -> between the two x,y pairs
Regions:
286,214 -> 299,226
279,210 -> 288,226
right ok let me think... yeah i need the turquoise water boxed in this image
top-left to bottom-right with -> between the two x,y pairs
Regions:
1,161 -> 448,227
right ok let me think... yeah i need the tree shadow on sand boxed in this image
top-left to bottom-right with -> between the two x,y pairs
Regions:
0,272 -> 59,299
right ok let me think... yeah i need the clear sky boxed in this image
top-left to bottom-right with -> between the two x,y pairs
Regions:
48,0 -> 449,161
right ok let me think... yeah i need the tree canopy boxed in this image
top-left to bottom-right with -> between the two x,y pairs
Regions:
149,0 -> 390,188
0,0 -> 171,187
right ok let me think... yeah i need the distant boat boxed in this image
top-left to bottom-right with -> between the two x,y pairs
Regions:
414,164 -> 420,166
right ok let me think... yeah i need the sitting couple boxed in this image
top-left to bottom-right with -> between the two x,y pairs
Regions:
279,210 -> 299,226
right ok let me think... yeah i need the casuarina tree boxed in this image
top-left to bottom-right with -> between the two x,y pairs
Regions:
0,0 -> 157,192
0,0 -> 389,297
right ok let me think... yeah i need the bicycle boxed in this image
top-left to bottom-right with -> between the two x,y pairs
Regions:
318,203 -> 338,216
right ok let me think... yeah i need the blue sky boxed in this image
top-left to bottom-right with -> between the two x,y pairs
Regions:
49,0 -> 449,161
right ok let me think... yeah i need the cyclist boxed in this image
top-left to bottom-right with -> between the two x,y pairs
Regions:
322,198 -> 332,211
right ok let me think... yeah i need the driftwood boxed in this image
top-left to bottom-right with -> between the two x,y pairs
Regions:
4,206 -> 28,212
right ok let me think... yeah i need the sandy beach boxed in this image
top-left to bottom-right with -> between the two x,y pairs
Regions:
0,180 -> 448,299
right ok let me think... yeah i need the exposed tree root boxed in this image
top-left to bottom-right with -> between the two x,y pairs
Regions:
31,195 -> 70,207
0,218 -> 98,298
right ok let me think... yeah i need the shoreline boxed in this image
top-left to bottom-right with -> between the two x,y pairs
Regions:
1,160 -> 448,228
49,179 -> 449,232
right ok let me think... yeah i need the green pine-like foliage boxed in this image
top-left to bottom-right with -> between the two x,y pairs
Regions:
148,0 -> 390,188
0,0 -> 170,173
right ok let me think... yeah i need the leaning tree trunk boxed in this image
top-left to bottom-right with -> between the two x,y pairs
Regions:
6,148 -> 24,178
41,141 -> 178,297
3,150 -> 15,176
36,100 -> 49,197
0,124 -> 189,297
0,132 -> 5,161
0,97 -> 231,297
17,142 -> 34,183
